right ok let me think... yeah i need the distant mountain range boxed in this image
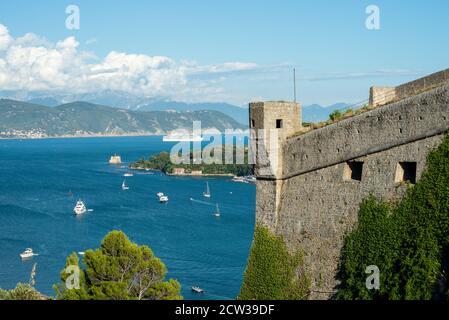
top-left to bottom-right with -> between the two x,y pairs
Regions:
0,90 -> 353,129
302,103 -> 352,123
0,99 -> 245,139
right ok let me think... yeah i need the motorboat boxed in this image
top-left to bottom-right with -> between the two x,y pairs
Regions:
159,195 -> 169,203
20,248 -> 37,259
191,286 -> 205,294
157,192 -> 169,203
74,200 -> 87,215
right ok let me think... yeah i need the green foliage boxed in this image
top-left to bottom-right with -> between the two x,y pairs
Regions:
329,108 -> 355,122
130,147 -> 254,177
54,252 -> 90,300
337,134 -> 449,300
54,231 -> 182,300
238,225 -> 309,300
0,283 -> 47,300
0,289 -> 7,300
329,109 -> 342,121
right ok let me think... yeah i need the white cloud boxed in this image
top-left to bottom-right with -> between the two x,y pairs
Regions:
0,24 -> 13,51
0,24 -> 264,102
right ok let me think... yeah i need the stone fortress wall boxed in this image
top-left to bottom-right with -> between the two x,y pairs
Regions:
370,68 -> 449,107
249,68 -> 449,299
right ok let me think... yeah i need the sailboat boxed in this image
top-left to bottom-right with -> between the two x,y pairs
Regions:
214,204 -> 221,217
122,180 -> 130,191
203,182 -> 211,198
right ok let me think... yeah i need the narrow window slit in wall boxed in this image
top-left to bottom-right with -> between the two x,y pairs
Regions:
343,161 -> 364,181
276,119 -> 283,129
395,162 -> 417,184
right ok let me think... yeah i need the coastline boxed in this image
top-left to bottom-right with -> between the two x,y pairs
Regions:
129,167 -> 235,178
167,172 -> 235,177
0,132 -> 164,141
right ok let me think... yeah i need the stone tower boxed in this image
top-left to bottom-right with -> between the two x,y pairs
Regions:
249,101 -> 302,178
249,101 -> 302,231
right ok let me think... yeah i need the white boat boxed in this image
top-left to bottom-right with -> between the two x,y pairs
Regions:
78,251 -> 85,256
163,131 -> 203,142
20,248 -> 37,259
124,173 -> 134,177
232,176 -> 246,183
245,176 -> 257,183
214,204 -> 221,217
203,182 -> 211,198
191,286 -> 205,294
122,180 -> 130,191
157,192 -> 169,203
73,200 -> 87,215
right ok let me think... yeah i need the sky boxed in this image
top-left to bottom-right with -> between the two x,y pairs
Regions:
0,0 -> 448,106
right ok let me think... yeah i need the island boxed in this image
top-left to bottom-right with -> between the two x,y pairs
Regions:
129,147 -> 254,177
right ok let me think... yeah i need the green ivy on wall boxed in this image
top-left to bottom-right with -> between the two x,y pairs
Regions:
337,133 -> 449,300
238,225 -> 310,300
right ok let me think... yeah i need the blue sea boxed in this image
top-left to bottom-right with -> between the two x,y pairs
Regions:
0,136 -> 255,300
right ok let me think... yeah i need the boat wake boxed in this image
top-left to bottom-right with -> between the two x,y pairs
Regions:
189,198 -> 215,206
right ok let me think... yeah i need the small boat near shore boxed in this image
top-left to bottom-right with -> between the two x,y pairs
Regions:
203,182 -> 211,198
232,175 -> 256,184
123,173 -> 134,177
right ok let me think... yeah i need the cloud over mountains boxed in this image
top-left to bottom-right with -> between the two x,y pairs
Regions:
0,24 -> 266,102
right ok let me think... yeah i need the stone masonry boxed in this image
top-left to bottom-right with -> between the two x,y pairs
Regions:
249,69 -> 449,299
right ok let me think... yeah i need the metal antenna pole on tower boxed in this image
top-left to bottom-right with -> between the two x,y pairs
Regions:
293,68 -> 297,103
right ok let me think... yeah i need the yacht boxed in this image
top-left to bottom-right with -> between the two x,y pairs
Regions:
73,200 -> 87,215
191,286 -> 205,294
157,192 -> 169,203
203,182 -> 211,198
20,248 -> 37,259
232,176 -> 246,183
122,180 -> 130,191
245,176 -> 257,183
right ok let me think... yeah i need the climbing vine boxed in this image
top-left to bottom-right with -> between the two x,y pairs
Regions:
337,133 -> 449,300
238,225 -> 310,300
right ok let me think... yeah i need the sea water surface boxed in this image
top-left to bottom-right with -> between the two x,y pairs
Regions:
0,136 -> 255,300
